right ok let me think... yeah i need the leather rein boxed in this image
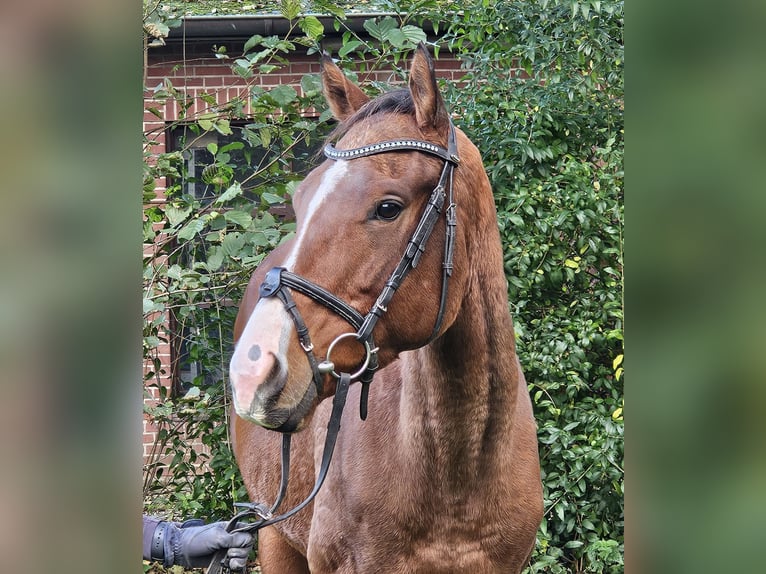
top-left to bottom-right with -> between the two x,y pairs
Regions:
209,122 -> 460,573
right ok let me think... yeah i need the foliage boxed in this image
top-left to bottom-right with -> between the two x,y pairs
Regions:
143,5 -> 309,518
142,0 -> 434,522
153,0 -> 395,18
143,0 -> 623,571
432,1 -> 624,571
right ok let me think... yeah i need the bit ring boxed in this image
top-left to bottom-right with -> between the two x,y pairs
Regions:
318,332 -> 372,380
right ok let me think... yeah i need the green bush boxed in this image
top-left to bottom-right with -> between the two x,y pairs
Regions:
436,1 -> 624,571
143,0 -> 623,570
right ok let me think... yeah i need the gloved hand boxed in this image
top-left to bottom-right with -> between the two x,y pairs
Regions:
164,519 -> 254,570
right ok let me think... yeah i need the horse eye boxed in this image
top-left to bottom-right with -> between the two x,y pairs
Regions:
375,201 -> 403,221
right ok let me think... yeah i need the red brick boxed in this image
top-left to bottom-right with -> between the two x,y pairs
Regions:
203,76 -> 226,88
289,62 -> 313,74
434,57 -> 464,70
194,64 -> 233,77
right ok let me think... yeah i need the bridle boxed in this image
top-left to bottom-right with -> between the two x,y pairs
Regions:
260,121 -> 459,418
209,121 -> 460,573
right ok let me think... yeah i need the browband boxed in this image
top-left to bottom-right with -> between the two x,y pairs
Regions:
324,128 -> 460,165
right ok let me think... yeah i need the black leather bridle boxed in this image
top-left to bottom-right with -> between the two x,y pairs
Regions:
260,121 -> 460,419
210,122 -> 460,573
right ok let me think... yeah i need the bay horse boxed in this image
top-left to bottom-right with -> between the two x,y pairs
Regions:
229,45 -> 543,573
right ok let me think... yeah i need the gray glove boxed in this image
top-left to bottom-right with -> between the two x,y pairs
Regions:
162,519 -> 254,570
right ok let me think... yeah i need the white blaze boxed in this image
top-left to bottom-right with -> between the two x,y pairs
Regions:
229,160 -> 348,418
282,160 -> 348,270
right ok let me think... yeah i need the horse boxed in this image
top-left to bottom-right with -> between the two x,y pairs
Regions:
228,44 -> 543,573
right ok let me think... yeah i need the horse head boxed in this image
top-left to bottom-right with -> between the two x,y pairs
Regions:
229,45 -> 475,432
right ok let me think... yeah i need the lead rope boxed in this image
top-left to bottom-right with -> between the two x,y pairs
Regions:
207,372 -> 351,573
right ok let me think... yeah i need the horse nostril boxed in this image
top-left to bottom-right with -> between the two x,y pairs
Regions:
248,344 -> 262,362
230,347 -> 287,419
254,353 -> 288,404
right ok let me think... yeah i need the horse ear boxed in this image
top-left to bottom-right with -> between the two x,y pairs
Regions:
321,54 -> 370,121
408,43 -> 450,134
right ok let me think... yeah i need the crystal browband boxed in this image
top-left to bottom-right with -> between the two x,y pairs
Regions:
324,139 -> 459,164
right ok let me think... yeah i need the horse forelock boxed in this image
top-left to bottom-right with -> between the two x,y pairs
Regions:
327,89 -> 415,143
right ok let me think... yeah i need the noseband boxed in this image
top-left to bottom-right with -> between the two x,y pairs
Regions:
211,123 -> 460,570
258,121 -> 460,419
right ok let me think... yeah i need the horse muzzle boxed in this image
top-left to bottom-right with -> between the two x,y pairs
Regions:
230,342 -> 316,432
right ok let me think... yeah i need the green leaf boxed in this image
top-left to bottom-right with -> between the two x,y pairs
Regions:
261,192 -> 284,205
256,128 -> 270,149
247,231 -> 270,247
339,40 -> 363,58
385,28 -> 407,48
143,298 -> 164,315
301,73 -> 322,97
243,34 -> 263,54
268,85 -> 297,107
284,180 -> 300,197
299,16 -> 324,40
146,106 -> 163,119
214,119 -> 233,136
280,0 -> 301,21
236,57 -> 252,70
364,17 -> 397,42
508,213 -> 524,227
400,25 -> 427,45
214,182 -> 243,204
221,233 -> 247,257
165,205 -> 191,227
363,19 -> 381,41
177,218 -> 205,241
564,258 -> 580,269
205,247 -> 224,272
223,210 -> 253,228
220,142 -> 244,153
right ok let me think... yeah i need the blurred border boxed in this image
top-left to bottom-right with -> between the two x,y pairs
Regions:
0,2 -> 141,574
631,0 -> 766,572
2,1 -> 765,572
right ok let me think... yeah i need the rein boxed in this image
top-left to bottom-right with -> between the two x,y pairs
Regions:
209,122 -> 459,573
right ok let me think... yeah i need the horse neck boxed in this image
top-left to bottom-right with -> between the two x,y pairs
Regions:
399,178 -> 521,482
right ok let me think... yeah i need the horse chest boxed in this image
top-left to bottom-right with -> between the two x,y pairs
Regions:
304,369 -> 522,569
309,459 -> 518,573
309,506 -> 511,574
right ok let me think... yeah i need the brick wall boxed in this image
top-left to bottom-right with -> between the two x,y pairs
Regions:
142,29 -> 464,465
